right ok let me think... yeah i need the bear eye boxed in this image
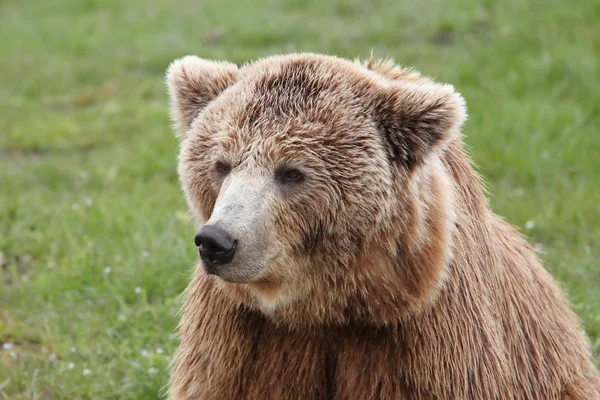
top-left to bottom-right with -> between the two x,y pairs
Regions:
215,161 -> 231,175
278,168 -> 305,184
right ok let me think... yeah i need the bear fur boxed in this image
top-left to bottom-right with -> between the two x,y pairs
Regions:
165,53 -> 599,399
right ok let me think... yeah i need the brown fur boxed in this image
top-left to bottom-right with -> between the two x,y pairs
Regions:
165,53 -> 599,399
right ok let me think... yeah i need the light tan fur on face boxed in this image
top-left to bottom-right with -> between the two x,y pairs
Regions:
204,173 -> 278,282
166,53 -> 600,399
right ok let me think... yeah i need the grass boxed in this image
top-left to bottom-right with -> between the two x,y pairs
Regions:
1,0 -> 599,398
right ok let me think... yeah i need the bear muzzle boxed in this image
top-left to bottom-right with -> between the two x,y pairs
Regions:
195,174 -> 276,282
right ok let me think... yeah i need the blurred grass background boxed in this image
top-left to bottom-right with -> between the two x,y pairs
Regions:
1,0 -> 599,398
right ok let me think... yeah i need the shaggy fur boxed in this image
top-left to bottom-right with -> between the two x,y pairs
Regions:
165,53 -> 599,399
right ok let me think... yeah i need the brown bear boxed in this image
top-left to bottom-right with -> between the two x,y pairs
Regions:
165,53 -> 599,399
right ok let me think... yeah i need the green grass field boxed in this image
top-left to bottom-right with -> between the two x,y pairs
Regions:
1,0 -> 599,398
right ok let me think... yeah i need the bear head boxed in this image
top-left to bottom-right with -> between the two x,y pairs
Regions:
167,53 -> 466,327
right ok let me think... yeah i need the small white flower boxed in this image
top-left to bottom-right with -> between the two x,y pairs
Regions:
525,220 -> 535,230
2,342 -> 14,350
534,243 -> 544,252
141,250 -> 150,258
70,346 -> 77,353
141,349 -> 149,357
118,314 -> 127,321
155,347 -> 163,354
135,286 -> 142,294
67,362 -> 75,370
83,368 -> 92,376
148,367 -> 159,375
21,274 -> 29,282
9,351 -> 17,359
71,203 -> 80,211
104,267 -> 112,274
84,197 -> 93,207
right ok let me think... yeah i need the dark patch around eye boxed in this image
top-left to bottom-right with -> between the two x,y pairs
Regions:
215,161 -> 231,175
276,167 -> 305,184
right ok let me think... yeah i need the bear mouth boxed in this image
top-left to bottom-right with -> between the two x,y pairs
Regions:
211,251 -> 284,285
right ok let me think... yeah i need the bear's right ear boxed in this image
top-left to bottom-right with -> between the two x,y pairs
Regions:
166,56 -> 239,137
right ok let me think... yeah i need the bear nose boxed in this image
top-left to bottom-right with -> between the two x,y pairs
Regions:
194,225 -> 237,271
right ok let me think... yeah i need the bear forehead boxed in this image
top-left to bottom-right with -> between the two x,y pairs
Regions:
239,53 -> 392,87
240,53 -> 383,99
200,54 -> 388,135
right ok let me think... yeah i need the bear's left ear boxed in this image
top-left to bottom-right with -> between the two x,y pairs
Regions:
166,56 -> 239,137
374,80 -> 467,168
